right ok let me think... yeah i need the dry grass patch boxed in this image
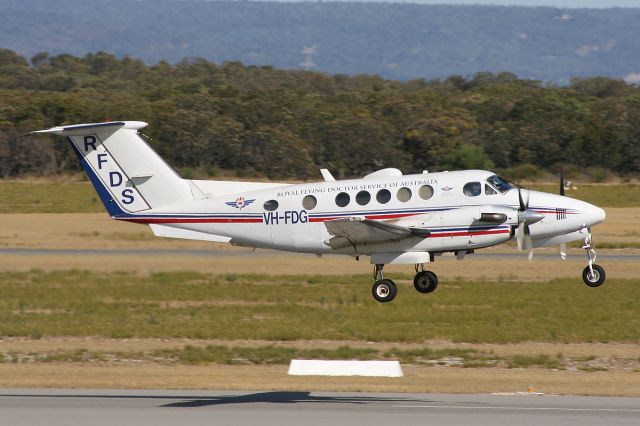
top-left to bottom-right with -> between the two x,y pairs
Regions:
2,208 -> 638,252
2,212 -> 640,281
0,363 -> 638,396
1,253 -> 639,283
0,213 -> 218,250
2,337 -> 639,360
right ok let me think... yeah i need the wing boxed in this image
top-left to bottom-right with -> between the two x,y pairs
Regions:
324,217 -> 430,249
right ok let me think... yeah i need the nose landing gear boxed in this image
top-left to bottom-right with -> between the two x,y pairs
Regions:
582,232 -> 606,287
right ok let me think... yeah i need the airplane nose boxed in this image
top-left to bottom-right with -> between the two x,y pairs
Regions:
584,204 -> 606,226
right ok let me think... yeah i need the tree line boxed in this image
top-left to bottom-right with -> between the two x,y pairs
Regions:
0,49 -> 638,180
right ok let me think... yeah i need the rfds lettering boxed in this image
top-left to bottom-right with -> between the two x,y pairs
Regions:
263,210 -> 308,225
83,135 -> 135,205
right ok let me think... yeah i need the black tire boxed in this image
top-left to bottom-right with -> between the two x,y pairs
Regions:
582,264 -> 605,287
413,271 -> 438,294
372,279 -> 397,303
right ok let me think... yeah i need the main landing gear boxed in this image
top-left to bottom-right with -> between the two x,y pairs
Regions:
371,264 -> 439,303
581,232 -> 605,287
372,264 -> 397,303
413,264 -> 438,294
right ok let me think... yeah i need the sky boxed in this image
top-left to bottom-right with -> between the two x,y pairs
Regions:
262,0 -> 640,7
403,1 -> 640,6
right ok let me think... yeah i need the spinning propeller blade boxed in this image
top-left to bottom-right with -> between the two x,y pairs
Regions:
559,169 -> 567,260
515,186 -> 539,251
560,243 -> 567,260
518,186 -> 526,212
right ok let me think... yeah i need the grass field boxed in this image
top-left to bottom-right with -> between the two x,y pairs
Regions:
0,181 -> 102,214
0,270 -> 638,395
1,270 -> 638,343
0,342 -> 631,372
0,272 -> 638,395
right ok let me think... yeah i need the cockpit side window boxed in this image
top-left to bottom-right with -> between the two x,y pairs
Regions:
463,182 -> 482,197
486,175 -> 513,193
485,184 -> 497,195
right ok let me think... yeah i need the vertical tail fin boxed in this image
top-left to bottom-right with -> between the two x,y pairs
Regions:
33,121 -> 193,216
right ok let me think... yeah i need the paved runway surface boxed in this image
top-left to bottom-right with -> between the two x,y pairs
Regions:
1,247 -> 638,262
1,389 -> 638,426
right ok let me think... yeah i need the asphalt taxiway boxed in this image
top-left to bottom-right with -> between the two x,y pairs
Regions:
0,389 -> 638,426
1,247 -> 638,262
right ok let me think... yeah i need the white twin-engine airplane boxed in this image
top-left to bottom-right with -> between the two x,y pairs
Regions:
34,121 -> 607,302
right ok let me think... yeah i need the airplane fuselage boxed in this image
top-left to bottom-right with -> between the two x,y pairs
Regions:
122,169 -> 605,262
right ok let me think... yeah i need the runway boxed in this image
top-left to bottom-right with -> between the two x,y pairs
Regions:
1,389 -> 638,426
1,247 -> 638,262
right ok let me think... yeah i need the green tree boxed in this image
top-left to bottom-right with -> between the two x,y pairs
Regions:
444,144 -> 494,170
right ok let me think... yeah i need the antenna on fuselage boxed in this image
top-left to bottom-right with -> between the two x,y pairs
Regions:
320,169 -> 335,182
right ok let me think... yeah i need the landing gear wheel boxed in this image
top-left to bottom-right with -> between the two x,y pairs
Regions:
413,271 -> 438,294
372,279 -> 397,303
582,264 -> 605,287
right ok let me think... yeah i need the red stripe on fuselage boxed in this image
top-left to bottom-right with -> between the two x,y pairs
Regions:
122,217 -> 263,224
428,229 -> 511,238
534,210 -> 578,215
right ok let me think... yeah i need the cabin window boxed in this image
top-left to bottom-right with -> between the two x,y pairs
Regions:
356,190 -> 371,206
485,184 -> 497,195
264,200 -> 279,211
376,189 -> 391,204
397,187 -> 412,202
419,185 -> 434,200
335,192 -> 350,207
302,195 -> 317,210
463,182 -> 482,197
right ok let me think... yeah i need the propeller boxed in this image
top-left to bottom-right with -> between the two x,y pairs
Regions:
515,186 -> 544,255
559,166 -> 566,260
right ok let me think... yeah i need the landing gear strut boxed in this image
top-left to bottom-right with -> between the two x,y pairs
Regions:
581,232 -> 605,287
413,264 -> 438,294
371,264 -> 397,303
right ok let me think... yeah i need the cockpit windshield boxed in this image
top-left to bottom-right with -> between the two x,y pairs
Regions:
486,175 -> 513,194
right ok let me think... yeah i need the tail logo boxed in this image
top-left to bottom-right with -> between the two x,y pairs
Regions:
225,196 -> 255,210
69,134 -> 150,213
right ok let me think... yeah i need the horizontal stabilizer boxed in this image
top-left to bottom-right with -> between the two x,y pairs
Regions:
149,224 -> 231,243
31,121 -> 147,135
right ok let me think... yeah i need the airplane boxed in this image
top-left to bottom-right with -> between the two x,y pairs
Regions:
32,121 -> 607,302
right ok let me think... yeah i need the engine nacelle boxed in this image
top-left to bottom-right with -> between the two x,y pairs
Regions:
430,206 -> 515,251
